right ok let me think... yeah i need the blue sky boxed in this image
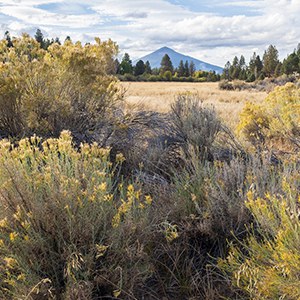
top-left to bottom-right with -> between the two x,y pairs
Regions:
0,0 -> 299,66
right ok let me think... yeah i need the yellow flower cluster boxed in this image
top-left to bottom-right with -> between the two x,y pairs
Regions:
112,185 -> 152,228
164,223 -> 179,242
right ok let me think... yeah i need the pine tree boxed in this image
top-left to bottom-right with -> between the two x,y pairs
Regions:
160,54 -> 173,74
249,53 -> 263,80
34,29 -> 45,49
177,60 -> 185,77
263,45 -> 279,77
184,60 -> 189,77
144,61 -> 152,74
282,52 -> 300,74
134,60 -> 145,76
189,61 -> 196,77
119,53 -> 133,75
230,56 -> 240,79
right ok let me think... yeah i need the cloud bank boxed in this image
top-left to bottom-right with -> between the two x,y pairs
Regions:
0,0 -> 299,66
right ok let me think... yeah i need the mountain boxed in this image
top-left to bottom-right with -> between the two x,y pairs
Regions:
135,47 -> 223,74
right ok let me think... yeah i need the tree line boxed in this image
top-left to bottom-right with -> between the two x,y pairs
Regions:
222,44 -> 300,81
4,30 -> 300,83
116,52 -> 220,82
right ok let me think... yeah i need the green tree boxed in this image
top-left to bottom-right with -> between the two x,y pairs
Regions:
144,60 -> 152,74
239,55 -> 246,69
177,60 -> 185,77
282,52 -> 300,74
249,53 -> 263,80
263,45 -> 279,77
183,60 -> 189,77
134,60 -> 145,76
119,53 -> 133,75
160,54 -> 173,74
189,61 -> 196,77
230,56 -> 240,79
34,29 -> 45,49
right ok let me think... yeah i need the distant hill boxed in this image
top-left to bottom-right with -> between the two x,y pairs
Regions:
135,47 -> 223,74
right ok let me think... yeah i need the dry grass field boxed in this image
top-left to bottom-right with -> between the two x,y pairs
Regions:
121,82 -> 267,127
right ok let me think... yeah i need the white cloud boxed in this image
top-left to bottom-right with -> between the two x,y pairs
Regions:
0,5 -> 102,28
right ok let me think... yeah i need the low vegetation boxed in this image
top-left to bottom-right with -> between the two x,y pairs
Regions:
0,33 -> 299,299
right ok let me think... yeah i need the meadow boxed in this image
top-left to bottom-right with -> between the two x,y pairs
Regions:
122,82 -> 267,127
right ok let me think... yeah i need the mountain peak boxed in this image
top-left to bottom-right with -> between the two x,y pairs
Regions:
157,46 -> 174,52
135,47 -> 223,73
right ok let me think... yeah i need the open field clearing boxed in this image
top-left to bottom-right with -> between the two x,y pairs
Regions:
121,82 -> 267,127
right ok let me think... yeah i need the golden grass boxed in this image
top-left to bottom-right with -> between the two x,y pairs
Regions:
120,82 -> 267,127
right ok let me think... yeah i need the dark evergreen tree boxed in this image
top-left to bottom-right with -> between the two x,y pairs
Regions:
134,60 -> 145,76
230,56 -> 240,79
263,45 -> 279,77
35,29 -> 45,49
160,54 -> 173,74
184,60 -> 189,77
144,60 -> 152,74
239,55 -> 246,69
282,52 -> 300,74
177,60 -> 185,77
189,61 -> 196,77
119,53 -> 133,75
249,53 -> 263,80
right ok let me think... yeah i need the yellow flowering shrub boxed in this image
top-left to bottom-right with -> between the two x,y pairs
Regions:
219,176 -> 300,299
237,83 -> 300,149
0,131 -> 152,298
0,34 -> 121,138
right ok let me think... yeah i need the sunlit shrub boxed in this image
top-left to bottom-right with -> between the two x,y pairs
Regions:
236,102 -> 269,146
237,83 -> 300,149
0,131 -> 153,299
0,34 -> 122,139
219,171 -> 300,299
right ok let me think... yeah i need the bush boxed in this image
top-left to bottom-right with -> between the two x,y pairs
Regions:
0,131 -> 153,299
219,169 -> 300,299
237,83 -> 300,149
163,70 -> 172,81
236,102 -> 269,146
0,34 -> 122,139
171,94 -> 221,159
219,80 -> 234,90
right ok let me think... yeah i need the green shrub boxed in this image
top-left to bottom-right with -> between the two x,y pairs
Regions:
163,70 -> 172,81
